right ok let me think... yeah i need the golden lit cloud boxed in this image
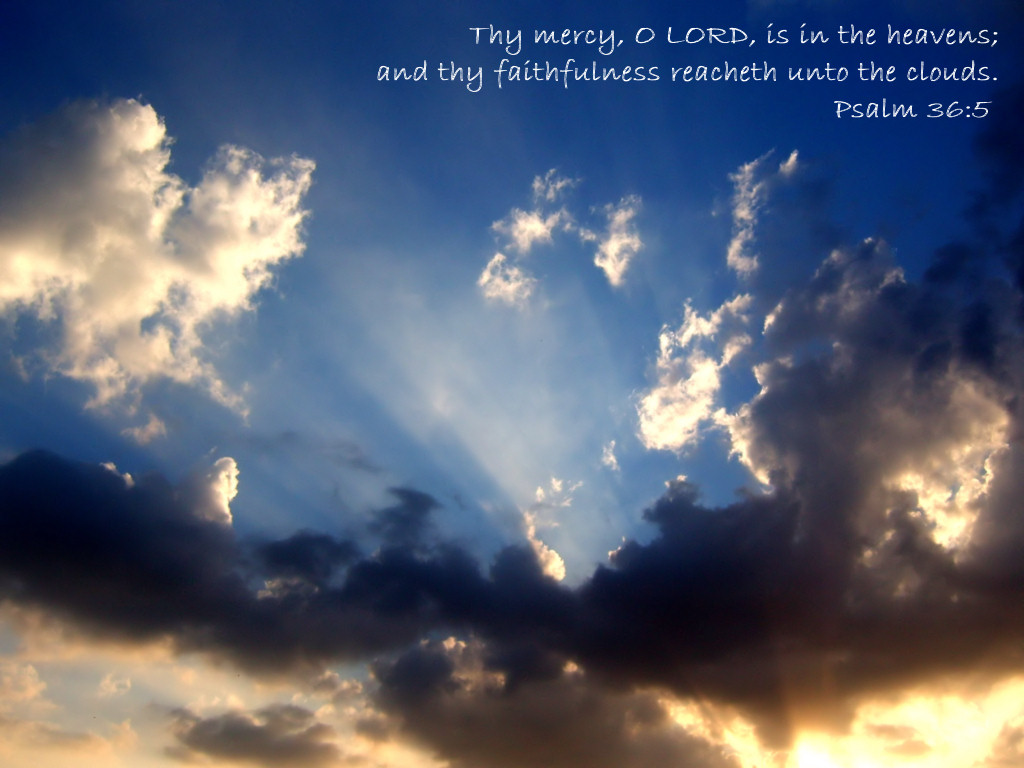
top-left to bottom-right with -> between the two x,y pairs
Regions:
0,98 -> 314,425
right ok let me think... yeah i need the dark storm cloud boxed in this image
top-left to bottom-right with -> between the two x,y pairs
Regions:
0,450 -> 248,643
567,474 -> 1023,746
0,451 -> 467,668
0,450 -> 568,673
4,380 -> 1024,757
167,704 -> 343,767
372,640 -> 739,768
368,487 -> 439,546
255,531 -> 360,586
623,234 -> 1024,740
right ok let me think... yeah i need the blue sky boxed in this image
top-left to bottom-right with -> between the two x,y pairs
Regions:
1,1 -> 1023,767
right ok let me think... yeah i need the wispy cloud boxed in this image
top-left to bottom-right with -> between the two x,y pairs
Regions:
582,196 -> 643,288
601,440 -> 620,472
167,704 -> 342,767
532,168 -> 580,203
479,171 -> 644,306
0,662 -> 46,707
726,150 -> 799,277
478,253 -> 537,307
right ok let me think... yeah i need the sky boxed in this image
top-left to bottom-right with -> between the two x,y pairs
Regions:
0,1 -> 1023,766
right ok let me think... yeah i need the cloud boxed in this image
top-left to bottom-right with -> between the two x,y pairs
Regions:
167,704 -> 342,767
368,487 -> 440,547
601,440 -> 620,472
584,195 -> 643,287
492,169 -> 576,255
4,289 -> 1024,756
119,412 -> 168,445
0,451 -> 568,673
6,248 -> 1024,750
523,511 -> 566,583
0,663 -> 46,707
4,115 -> 1024,765
635,148 -> 824,456
726,238 -> 1012,530
97,673 -> 131,699
255,531 -> 360,588
179,457 -> 239,526
614,121 -> 1023,749
479,170 -> 574,308
532,168 -> 579,203
982,720 -> 1024,767
725,150 -> 799,276
479,171 -> 645,304
522,477 -> 582,582
493,209 -> 566,254
0,98 -> 313,419
0,716 -> 110,754
372,638 -> 738,768
0,450 -> 251,652
636,294 -> 753,452
478,253 -> 537,307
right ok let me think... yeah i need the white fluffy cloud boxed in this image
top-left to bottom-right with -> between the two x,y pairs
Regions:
636,295 -> 752,452
637,149 -> 804,453
0,98 -> 314,420
180,457 -> 241,526
523,510 -> 566,582
492,209 -> 566,254
492,169 -> 574,255
584,196 -> 643,288
479,171 -> 644,306
477,253 -> 537,307
521,476 -> 582,582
